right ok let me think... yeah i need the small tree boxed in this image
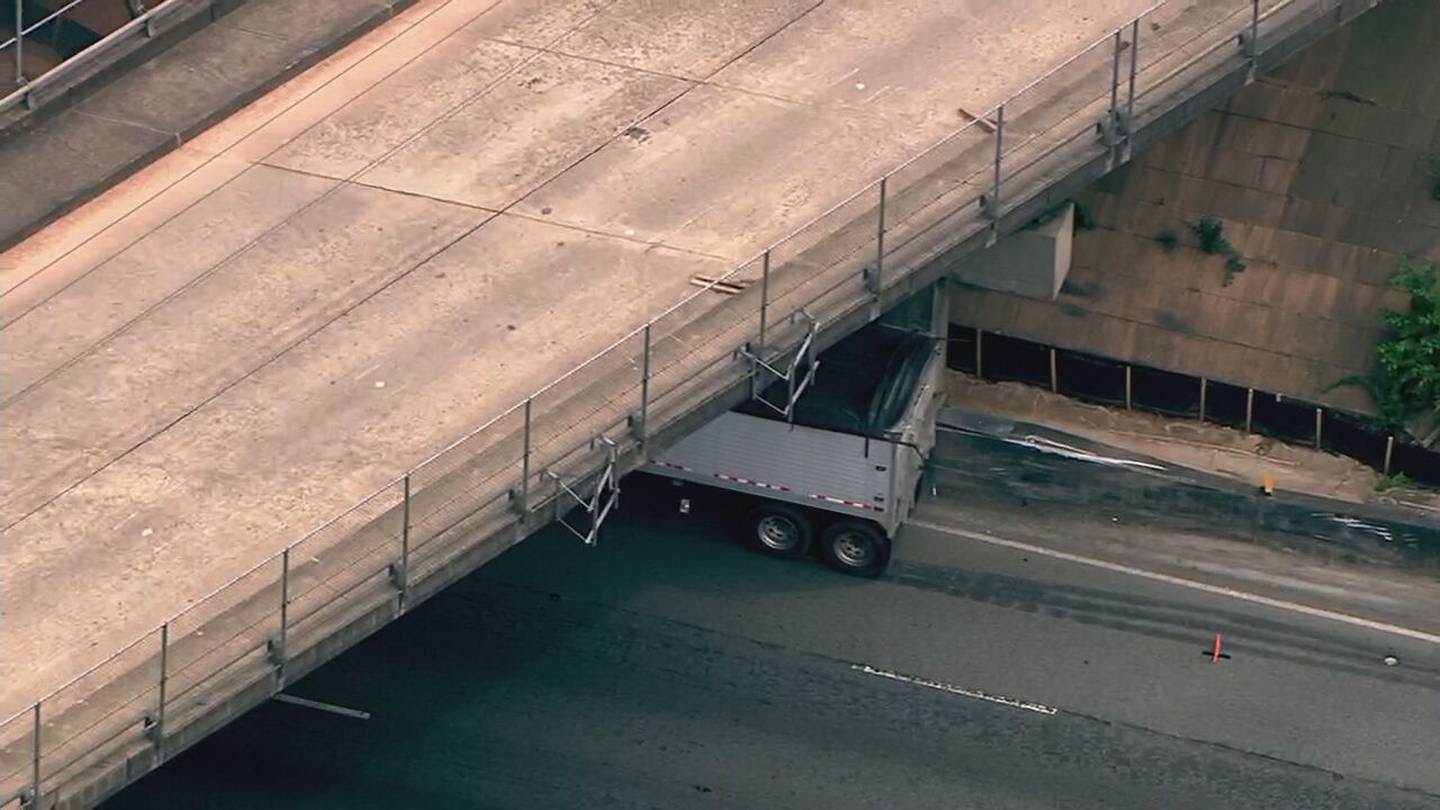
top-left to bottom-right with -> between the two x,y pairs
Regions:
1379,257 -> 1440,410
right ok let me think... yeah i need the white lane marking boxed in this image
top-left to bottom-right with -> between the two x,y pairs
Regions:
909,521 -> 1440,646
1314,513 -> 1395,544
936,424 -> 1165,471
851,664 -> 1058,715
1001,434 -> 1167,471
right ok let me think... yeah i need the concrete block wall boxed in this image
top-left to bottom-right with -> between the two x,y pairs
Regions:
952,203 -> 1074,301
949,0 -> 1440,415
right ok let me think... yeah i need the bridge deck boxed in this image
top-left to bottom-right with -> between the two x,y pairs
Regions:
4,0 -> 1159,715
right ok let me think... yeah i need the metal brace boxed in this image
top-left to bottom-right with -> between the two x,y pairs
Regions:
978,191 -> 1000,220
545,436 -> 620,546
1237,29 -> 1256,58
738,309 -> 819,419
1095,108 -> 1130,147
265,635 -> 285,668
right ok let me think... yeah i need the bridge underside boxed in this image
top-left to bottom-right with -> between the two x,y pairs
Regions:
0,0 -> 1379,805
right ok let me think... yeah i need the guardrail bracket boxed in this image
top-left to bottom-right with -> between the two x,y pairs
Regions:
545,436 -> 620,546
740,310 -> 819,419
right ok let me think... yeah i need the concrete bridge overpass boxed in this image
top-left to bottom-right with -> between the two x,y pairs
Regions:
0,0 -> 1380,805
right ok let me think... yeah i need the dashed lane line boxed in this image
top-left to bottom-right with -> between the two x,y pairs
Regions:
850,664 -> 1059,715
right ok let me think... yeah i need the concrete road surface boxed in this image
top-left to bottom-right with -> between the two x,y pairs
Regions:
108,479 -> 1440,808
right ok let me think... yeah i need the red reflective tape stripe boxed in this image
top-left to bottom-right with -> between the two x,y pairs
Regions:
714,473 -> 792,493
656,461 -> 690,472
810,494 -> 883,512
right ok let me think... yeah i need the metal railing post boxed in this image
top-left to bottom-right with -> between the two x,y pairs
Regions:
990,105 -> 1004,220
1199,377 -> 1207,422
638,322 -> 651,449
277,548 -> 289,688
13,0 -> 24,88
1103,28 -> 1125,166
1245,388 -> 1255,433
519,398 -> 532,515
758,250 -> 771,352
753,250 -> 771,400
1109,29 -> 1122,119
1250,0 -> 1260,59
1125,18 -> 1139,158
30,701 -> 40,805
155,622 -> 168,761
1383,436 -> 1394,476
874,177 -> 886,296
399,473 -> 411,611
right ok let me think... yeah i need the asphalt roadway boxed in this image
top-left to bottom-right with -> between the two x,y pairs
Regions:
104,470 -> 1440,810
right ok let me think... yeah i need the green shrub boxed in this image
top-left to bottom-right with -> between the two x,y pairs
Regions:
1379,257 -> 1440,411
1190,217 -> 1231,255
1376,473 -> 1416,492
1157,229 -> 1178,252
1189,217 -> 1246,285
1329,257 -> 1440,431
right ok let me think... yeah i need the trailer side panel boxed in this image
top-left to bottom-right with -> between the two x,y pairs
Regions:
649,412 -> 895,524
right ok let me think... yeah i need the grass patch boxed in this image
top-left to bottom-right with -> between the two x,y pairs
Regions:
1374,472 -> 1435,493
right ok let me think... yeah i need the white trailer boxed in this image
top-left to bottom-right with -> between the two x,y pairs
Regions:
642,323 -> 943,577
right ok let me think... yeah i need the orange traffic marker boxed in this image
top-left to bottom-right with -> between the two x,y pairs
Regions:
1211,634 -> 1223,663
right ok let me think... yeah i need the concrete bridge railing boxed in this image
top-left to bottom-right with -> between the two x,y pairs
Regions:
0,0 -> 1380,806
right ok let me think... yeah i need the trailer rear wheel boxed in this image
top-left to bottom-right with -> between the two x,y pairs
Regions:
819,522 -> 890,578
745,505 -> 812,559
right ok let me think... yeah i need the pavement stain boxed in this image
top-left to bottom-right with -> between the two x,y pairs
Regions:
883,556 -> 1437,690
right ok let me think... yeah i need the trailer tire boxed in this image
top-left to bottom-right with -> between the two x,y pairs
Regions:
744,505 -> 813,559
819,522 -> 890,578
